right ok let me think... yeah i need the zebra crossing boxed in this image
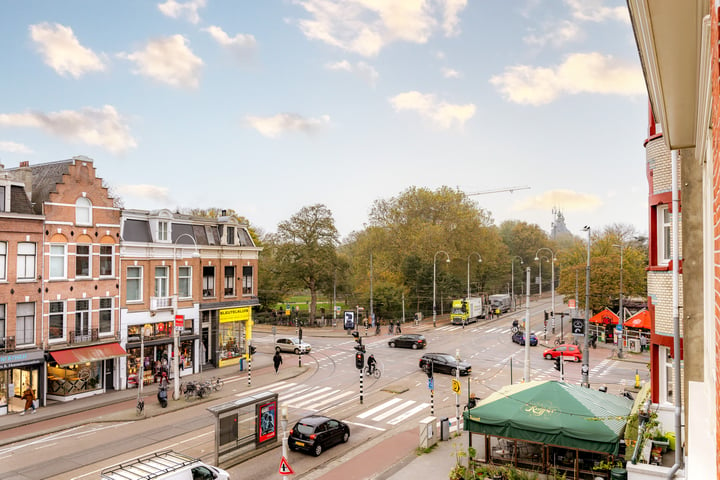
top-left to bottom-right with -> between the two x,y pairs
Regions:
434,324 -> 518,335
236,380 -> 431,430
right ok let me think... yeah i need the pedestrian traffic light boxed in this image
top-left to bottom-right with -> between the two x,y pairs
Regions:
355,352 -> 364,370
554,357 -> 561,371
352,331 -> 359,342
424,362 -> 434,379
544,310 -> 549,321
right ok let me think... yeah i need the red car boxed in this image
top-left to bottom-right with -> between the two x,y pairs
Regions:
543,344 -> 582,362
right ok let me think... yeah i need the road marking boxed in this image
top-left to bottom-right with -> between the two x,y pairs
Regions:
356,398 -> 402,419
285,387 -> 333,407
311,390 -> 355,409
372,400 -> 415,422
234,381 -> 296,397
345,421 -> 386,432
388,403 -> 431,425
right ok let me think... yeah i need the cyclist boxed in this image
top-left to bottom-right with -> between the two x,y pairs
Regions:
366,354 -> 377,375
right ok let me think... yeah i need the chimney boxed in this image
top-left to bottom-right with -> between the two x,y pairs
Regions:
16,161 -> 33,201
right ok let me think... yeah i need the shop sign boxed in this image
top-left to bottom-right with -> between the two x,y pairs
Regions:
220,307 -> 251,323
0,349 -> 45,368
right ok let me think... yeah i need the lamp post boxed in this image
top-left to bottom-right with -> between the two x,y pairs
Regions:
281,404 -> 288,461
535,248 -> 556,339
524,266 -> 531,382
582,226 -> 591,388
466,252 -> 481,328
613,243 -> 624,358
433,251 -> 450,328
511,256 -> 523,311
536,255 -> 549,297
173,233 -> 200,401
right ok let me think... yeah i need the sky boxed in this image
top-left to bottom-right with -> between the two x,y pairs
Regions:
0,0 -> 649,241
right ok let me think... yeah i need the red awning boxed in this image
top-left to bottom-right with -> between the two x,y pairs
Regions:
589,308 -> 619,325
50,343 -> 127,367
624,310 -> 651,330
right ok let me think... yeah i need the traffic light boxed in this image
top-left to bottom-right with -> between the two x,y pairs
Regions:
355,352 -> 364,370
424,361 -> 434,379
554,357 -> 561,371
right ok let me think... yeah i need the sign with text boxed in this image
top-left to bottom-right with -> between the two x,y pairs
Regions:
219,307 -> 251,323
571,318 -> 585,335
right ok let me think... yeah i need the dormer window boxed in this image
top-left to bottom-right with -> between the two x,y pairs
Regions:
75,197 -> 92,225
0,186 -> 5,212
227,226 -> 235,245
158,221 -> 169,242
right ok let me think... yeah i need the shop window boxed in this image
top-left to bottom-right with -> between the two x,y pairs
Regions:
99,298 -> 112,334
155,266 -> 169,298
179,266 -> 192,298
75,299 -> 90,340
657,205 -> 672,265
224,266 -> 236,296
157,221 -> 169,241
242,266 -> 253,295
47,362 -> 100,396
99,245 -> 113,276
203,266 -> 215,297
49,244 -> 67,279
218,321 -> 242,362
0,242 -> 6,280
76,244 -> 91,277
75,197 -> 92,225
127,266 -> 143,302
49,301 -> 65,341
16,302 -> 35,345
17,242 -> 36,280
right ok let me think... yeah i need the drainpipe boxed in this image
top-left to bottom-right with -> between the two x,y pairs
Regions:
666,149 -> 682,478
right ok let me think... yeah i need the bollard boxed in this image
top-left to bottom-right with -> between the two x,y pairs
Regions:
635,369 -> 640,389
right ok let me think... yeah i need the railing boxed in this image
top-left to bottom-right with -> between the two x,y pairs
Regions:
0,336 -> 15,352
150,296 -> 174,310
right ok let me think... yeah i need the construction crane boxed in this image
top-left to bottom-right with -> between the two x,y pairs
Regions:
465,185 -> 531,196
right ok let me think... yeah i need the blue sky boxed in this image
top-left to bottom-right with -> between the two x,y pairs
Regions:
0,0 -> 648,240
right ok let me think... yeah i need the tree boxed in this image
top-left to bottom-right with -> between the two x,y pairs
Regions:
273,204 -> 339,321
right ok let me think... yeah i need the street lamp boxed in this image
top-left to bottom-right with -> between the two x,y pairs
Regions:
281,404 -> 289,460
535,255 -> 549,297
613,243 -> 624,358
466,252 -> 481,328
535,248 -> 556,339
511,256 -> 523,311
433,251 -> 450,328
582,226 -> 591,388
173,233 -> 200,401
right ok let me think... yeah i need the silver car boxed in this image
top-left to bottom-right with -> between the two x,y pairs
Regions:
275,337 -> 312,354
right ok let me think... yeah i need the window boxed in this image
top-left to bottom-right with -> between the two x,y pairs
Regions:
49,301 -> 64,340
75,300 -> 90,338
158,221 -> 168,241
224,266 -> 236,296
155,266 -> 169,298
16,302 -> 35,345
657,205 -> 672,264
227,226 -> 235,245
17,242 -> 36,280
76,244 -> 91,277
75,197 -> 92,225
49,244 -> 67,279
126,266 -> 143,302
179,266 -> 192,298
99,298 -> 112,334
203,266 -> 215,297
242,266 -> 253,295
0,242 -> 6,280
99,245 -> 113,276
0,304 -> 5,343
0,185 -> 4,212
660,346 -> 675,404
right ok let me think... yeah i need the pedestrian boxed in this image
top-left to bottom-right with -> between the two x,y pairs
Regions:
396,321 -> 402,334
273,350 -> 283,375
640,335 -> 647,352
20,385 -> 36,415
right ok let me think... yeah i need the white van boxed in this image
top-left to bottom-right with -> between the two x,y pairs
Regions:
101,450 -> 230,480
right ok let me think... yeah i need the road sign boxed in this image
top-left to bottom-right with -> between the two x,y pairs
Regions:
279,456 -> 294,475
428,378 -> 434,390
175,314 -> 184,332
568,299 -> 576,308
571,318 -> 585,335
451,378 -> 461,394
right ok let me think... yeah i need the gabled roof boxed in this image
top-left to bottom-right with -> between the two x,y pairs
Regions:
22,160 -> 73,214
624,309 -> 651,330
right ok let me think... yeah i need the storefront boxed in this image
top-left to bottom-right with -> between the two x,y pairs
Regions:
0,349 -> 45,415
47,343 -> 127,401
217,307 -> 253,367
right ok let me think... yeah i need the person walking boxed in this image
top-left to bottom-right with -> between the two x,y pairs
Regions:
273,350 -> 283,375
20,385 -> 36,415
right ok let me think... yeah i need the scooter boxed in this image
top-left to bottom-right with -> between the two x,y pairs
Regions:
157,385 -> 168,408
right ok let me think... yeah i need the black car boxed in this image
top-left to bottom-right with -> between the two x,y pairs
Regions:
388,334 -> 427,349
418,353 -> 472,376
288,415 -> 350,456
511,331 -> 538,346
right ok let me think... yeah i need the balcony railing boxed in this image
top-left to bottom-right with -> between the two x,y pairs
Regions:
150,296 -> 174,311
0,336 -> 16,353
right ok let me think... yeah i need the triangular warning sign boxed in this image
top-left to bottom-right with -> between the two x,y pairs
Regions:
279,456 -> 295,475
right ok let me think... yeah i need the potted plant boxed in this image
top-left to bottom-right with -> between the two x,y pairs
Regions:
651,433 -> 669,454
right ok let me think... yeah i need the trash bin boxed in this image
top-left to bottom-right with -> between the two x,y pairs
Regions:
610,467 -> 627,480
238,358 -> 244,371
440,417 -> 450,441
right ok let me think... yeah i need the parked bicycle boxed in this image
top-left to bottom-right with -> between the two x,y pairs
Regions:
183,380 -> 210,401
206,376 -> 223,392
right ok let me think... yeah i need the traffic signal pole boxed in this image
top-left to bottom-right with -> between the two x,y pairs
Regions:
353,332 -> 365,404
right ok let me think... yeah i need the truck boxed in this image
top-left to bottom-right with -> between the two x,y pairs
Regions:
489,294 -> 512,314
101,450 -> 230,480
450,296 -> 486,325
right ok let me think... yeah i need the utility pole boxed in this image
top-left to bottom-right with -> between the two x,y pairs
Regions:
582,226 -> 591,388
524,266 -> 531,383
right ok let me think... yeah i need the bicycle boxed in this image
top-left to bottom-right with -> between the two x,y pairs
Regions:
209,376 -> 223,392
136,397 -> 145,416
364,365 -> 381,379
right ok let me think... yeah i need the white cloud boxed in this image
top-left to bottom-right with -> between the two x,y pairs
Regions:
325,59 -> 379,86
0,141 -> 33,154
0,105 -> 136,154
157,0 -> 206,24
203,26 -> 257,60
512,189 -> 602,212
29,23 -> 106,78
490,52 -> 645,105
115,184 -> 172,203
244,113 -> 331,138
389,91 -> 475,129
565,0 -> 629,23
523,20 -> 582,47
442,67 -> 461,79
118,35 -> 203,89
292,0 -> 468,57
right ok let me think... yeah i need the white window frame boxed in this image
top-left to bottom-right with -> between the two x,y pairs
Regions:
99,297 -> 113,335
75,299 -> 90,338
49,301 -> 65,342
75,197 -> 92,226
657,205 -> 672,265
16,302 -> 35,345
49,244 -> 67,279
75,243 -> 91,278
0,241 -> 6,280
99,244 -> 114,277
155,266 -> 169,298
659,345 -> 674,404
178,266 -> 192,298
157,221 -> 169,242
17,242 -> 36,281
126,266 -> 143,302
